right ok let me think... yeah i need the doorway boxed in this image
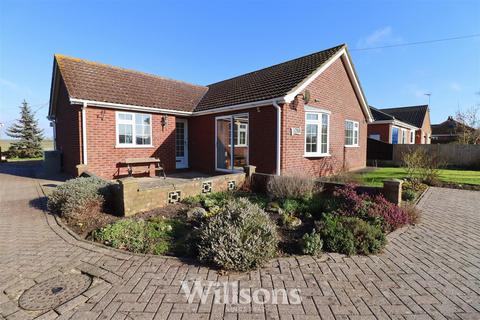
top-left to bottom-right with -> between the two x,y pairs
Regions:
175,119 -> 188,169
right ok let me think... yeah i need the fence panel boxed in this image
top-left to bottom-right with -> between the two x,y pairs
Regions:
392,144 -> 480,167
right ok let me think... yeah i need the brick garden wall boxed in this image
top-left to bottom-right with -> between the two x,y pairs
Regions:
280,57 -> 368,176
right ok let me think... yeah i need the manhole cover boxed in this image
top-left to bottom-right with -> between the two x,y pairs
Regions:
19,274 -> 92,311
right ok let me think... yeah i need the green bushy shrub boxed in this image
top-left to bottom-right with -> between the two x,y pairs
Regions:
93,218 -> 188,255
402,189 -> 416,202
302,230 -> 323,256
47,176 -> 113,218
197,198 -> 278,271
317,214 -> 386,255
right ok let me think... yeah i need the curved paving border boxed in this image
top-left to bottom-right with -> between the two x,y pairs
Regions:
1,164 -> 479,319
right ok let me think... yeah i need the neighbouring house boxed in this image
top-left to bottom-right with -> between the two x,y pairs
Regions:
48,44 -> 373,180
431,116 -> 480,144
367,105 -> 431,144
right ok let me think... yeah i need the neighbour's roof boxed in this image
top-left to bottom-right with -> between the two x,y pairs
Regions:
53,44 -> 347,114
432,116 -> 474,135
196,44 -> 345,111
54,55 -> 208,112
379,105 -> 429,128
369,106 -> 394,121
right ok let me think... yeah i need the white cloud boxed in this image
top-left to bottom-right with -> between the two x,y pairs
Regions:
0,78 -> 20,91
357,26 -> 403,49
449,82 -> 462,92
405,84 -> 430,99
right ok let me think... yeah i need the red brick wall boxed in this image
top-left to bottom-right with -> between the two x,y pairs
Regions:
54,77 -> 82,176
280,57 -> 368,176
85,107 -> 177,179
367,123 -> 391,143
189,106 -> 277,174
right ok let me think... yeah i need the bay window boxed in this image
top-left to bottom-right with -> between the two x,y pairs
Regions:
345,120 -> 359,146
116,112 -> 152,147
305,112 -> 329,156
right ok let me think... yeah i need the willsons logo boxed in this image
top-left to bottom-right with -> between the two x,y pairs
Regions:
180,280 -> 302,305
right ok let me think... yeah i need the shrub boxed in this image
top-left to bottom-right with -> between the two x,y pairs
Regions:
280,211 -> 302,230
402,149 -> 445,186
93,218 -> 188,255
47,177 -> 113,218
332,184 -> 410,232
197,198 -> 278,271
402,189 -> 416,202
317,214 -> 386,255
403,180 -> 428,193
368,195 -> 410,232
402,203 -> 421,225
267,173 -> 315,200
302,230 -> 323,256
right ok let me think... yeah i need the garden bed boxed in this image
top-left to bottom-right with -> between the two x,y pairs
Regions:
47,175 -> 419,272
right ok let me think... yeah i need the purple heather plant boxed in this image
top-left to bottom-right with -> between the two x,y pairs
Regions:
332,183 -> 410,232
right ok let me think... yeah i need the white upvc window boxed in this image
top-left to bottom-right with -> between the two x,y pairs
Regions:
410,130 -> 415,144
401,128 -> 407,144
305,112 -> 329,157
116,112 -> 152,147
345,120 -> 359,147
236,122 -> 248,147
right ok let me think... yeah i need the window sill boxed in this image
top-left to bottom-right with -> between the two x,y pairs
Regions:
115,144 -> 155,149
344,145 -> 359,148
304,153 -> 331,158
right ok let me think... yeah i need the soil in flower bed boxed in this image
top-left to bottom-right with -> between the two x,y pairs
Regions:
61,211 -> 119,239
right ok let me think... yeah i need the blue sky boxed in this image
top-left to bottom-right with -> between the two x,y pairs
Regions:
1,0 -> 479,139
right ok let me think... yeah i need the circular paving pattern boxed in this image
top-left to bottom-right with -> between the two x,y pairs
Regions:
19,274 -> 92,311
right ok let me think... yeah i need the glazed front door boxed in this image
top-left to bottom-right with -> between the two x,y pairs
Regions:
175,119 -> 188,169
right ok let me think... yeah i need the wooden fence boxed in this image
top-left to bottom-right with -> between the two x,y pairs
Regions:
392,144 -> 480,168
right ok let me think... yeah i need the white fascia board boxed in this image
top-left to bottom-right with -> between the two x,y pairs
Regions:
70,98 -> 194,116
371,119 -> 418,130
192,98 -> 286,116
284,48 -> 374,123
304,105 -> 331,114
284,49 -> 345,103
48,61 -> 58,118
70,97 -> 287,117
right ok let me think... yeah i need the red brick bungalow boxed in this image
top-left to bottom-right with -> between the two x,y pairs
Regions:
367,105 -> 431,144
48,44 -> 373,180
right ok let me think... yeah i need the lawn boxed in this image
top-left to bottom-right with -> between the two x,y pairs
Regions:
358,167 -> 480,187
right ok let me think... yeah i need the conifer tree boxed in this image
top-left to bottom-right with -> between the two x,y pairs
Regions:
6,100 -> 44,158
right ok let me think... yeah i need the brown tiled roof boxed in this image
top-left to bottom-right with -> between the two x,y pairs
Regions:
196,44 -> 345,111
369,106 -> 394,121
55,44 -> 346,113
379,105 -> 429,128
432,117 -> 474,135
55,55 -> 208,112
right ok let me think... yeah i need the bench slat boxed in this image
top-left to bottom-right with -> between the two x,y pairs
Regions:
124,158 -> 161,164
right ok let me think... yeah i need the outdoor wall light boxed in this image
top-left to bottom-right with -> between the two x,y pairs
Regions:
161,115 -> 168,128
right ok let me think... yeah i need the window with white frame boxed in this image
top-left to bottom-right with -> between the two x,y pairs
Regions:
116,112 -> 152,146
401,128 -> 407,144
305,112 -> 329,156
345,120 -> 359,146
235,122 -> 248,147
410,130 -> 415,144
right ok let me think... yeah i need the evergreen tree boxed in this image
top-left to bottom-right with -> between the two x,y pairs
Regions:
6,100 -> 44,158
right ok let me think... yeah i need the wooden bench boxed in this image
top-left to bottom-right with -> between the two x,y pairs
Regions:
123,158 -> 166,178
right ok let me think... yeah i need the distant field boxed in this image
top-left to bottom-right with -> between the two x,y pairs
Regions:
0,139 -> 54,152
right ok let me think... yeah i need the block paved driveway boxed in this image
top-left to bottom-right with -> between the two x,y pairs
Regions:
0,163 -> 479,320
